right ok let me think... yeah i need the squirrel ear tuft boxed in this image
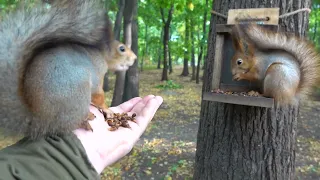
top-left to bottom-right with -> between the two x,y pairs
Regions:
242,40 -> 255,57
231,27 -> 244,52
231,23 -> 255,56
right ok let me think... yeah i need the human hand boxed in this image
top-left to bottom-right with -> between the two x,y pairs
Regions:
73,95 -> 163,174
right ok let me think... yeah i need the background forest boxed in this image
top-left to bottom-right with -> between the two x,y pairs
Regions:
0,0 -> 320,180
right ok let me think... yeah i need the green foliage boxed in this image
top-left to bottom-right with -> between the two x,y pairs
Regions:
308,1 -> 320,49
155,80 -> 183,90
137,0 -> 210,68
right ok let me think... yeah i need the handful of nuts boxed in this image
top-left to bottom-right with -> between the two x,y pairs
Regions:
91,104 -> 138,131
105,112 -> 137,131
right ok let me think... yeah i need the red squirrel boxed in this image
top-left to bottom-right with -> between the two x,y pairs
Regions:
0,0 -> 136,139
230,23 -> 319,105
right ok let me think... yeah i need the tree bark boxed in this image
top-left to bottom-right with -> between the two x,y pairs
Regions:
103,0 -> 125,92
194,0 -> 311,179
190,15 -> 196,81
111,0 -> 134,106
157,28 -> 164,69
181,15 -> 190,76
312,4 -> 318,42
160,5 -> 174,81
123,0 -> 139,102
141,23 -> 148,72
196,0 -> 208,84
168,30 -> 173,74
113,0 -> 125,41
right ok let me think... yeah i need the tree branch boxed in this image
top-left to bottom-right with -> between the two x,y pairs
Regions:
167,4 -> 174,25
160,7 -> 166,23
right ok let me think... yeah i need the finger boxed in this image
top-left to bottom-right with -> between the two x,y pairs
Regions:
129,95 -> 156,114
109,96 -> 142,113
108,95 -> 156,117
133,96 -> 163,134
141,95 -> 156,103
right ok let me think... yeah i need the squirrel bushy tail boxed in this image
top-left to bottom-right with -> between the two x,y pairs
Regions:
0,0 -> 112,137
238,24 -> 320,101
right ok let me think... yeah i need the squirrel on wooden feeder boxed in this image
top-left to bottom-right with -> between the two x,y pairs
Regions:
230,23 -> 320,105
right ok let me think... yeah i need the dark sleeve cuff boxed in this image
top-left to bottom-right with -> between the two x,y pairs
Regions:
0,134 -> 100,180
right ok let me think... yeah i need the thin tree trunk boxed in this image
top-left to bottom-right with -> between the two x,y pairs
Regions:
111,0 -> 131,106
194,0 -> 311,179
111,72 -> 125,106
181,15 -> 190,76
141,24 -> 148,72
160,5 -> 174,81
312,4 -> 318,42
168,31 -> 173,74
123,0 -> 139,102
196,0 -> 208,84
168,47 -> 172,74
104,0 -> 125,92
190,16 -> 196,81
157,28 -> 164,69
161,27 -> 169,81
114,0 -> 125,40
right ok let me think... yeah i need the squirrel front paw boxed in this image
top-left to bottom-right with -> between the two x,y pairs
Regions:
232,74 -> 243,81
100,108 -> 115,120
79,112 -> 96,131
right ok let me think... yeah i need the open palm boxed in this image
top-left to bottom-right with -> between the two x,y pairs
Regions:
73,95 -> 163,173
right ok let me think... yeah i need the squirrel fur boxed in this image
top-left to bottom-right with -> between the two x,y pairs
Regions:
231,24 -> 320,105
0,0 -> 137,139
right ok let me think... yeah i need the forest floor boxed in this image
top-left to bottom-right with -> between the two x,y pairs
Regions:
0,67 -> 319,180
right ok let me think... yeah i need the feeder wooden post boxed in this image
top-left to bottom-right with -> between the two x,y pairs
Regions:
194,0 -> 311,179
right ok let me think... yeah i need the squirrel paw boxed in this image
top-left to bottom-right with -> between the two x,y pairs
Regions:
232,74 -> 243,81
87,112 -> 96,121
101,108 -> 115,120
79,112 -> 96,131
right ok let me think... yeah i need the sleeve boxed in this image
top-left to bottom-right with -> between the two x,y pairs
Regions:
0,134 -> 100,180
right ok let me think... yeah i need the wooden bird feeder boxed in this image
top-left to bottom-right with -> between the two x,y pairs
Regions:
203,8 -> 280,108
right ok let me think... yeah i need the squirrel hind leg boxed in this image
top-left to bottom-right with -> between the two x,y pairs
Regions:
23,47 -> 94,139
263,63 -> 300,106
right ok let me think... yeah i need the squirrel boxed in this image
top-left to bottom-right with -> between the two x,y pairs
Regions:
0,0 -> 137,140
230,23 -> 319,105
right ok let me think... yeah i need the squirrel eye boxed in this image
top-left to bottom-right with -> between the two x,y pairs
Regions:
236,59 -> 243,65
119,45 -> 125,52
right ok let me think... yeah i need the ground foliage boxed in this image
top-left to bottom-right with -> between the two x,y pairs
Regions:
0,67 -> 319,180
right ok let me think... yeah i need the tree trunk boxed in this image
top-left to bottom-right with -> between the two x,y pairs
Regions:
194,0 -> 311,180
161,25 -> 169,81
123,0 -> 139,102
111,0 -> 133,106
168,45 -> 172,74
196,0 -> 208,84
113,0 -> 125,41
141,24 -> 148,72
111,72 -> 125,106
160,5 -> 174,81
312,4 -> 318,42
181,15 -> 190,76
190,16 -> 196,81
104,0 -> 125,92
168,31 -> 173,74
157,28 -> 164,69
102,72 -> 110,92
